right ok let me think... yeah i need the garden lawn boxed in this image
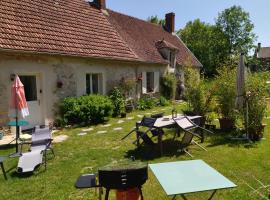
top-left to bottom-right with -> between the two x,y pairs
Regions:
1,102 -> 270,200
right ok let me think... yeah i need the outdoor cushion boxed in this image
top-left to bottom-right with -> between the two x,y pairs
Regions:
17,151 -> 43,173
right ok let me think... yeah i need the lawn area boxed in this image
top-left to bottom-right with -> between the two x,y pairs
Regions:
0,102 -> 270,200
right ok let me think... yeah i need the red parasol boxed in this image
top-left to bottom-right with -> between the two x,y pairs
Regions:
9,75 -> 29,153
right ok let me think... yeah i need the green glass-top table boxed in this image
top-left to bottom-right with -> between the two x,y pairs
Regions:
8,120 -> 29,127
149,160 -> 236,199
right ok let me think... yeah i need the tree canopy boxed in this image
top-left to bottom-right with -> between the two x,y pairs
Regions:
178,19 -> 230,76
147,6 -> 257,76
147,15 -> 165,26
216,5 -> 256,55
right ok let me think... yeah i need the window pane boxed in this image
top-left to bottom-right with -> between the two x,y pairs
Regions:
86,74 -> 91,94
86,74 -> 100,94
19,76 -> 37,101
92,74 -> 99,94
146,72 -> 154,93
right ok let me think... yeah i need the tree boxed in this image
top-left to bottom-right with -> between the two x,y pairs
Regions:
147,15 -> 165,26
178,19 -> 230,76
216,5 -> 256,55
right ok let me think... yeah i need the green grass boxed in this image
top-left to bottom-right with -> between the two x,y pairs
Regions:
1,102 -> 270,200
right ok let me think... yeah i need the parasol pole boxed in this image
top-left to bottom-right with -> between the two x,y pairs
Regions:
15,75 -> 19,153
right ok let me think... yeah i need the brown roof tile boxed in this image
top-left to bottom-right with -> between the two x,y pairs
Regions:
0,0 -> 202,67
258,47 -> 270,59
0,0 -> 139,61
107,10 -> 202,67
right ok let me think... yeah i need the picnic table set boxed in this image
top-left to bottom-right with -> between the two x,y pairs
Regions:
74,113 -> 237,200
75,159 -> 236,200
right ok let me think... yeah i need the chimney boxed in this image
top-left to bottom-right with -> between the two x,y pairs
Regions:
258,43 -> 261,51
90,0 -> 106,10
165,12 -> 175,33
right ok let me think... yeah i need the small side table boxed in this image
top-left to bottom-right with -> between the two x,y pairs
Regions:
0,156 -> 8,180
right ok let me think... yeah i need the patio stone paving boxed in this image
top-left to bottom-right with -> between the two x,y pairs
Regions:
113,127 -> 123,131
53,135 -> 69,143
77,132 -> 87,136
102,124 -> 112,127
96,130 -> 107,134
82,128 -> 94,132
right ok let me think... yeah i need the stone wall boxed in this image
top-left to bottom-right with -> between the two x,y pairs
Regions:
0,52 -> 167,126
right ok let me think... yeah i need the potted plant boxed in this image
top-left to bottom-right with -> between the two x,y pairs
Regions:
243,72 -> 269,141
184,83 -> 216,127
245,92 -> 267,141
125,98 -> 134,113
215,66 -> 237,131
205,112 -> 217,130
109,87 -> 125,117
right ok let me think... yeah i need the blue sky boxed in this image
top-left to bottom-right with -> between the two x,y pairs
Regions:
107,0 -> 270,46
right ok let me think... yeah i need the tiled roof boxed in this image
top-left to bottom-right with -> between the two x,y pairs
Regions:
258,47 -> 270,59
107,10 -> 202,67
0,0 -> 202,67
0,0 -> 139,61
155,40 -> 179,51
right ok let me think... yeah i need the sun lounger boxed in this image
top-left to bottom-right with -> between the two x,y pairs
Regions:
17,127 -> 54,173
17,151 -> 43,173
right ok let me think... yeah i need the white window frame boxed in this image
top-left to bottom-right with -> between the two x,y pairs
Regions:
86,73 -> 102,95
142,71 -> 160,94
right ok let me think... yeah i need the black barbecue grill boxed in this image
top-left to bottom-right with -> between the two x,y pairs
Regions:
76,162 -> 148,200
99,164 -> 148,199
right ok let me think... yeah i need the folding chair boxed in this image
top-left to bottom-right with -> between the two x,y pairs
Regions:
174,116 -> 213,157
121,116 -> 164,146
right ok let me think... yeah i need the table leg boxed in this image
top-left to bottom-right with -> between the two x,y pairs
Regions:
208,190 -> 217,200
172,195 -> 177,200
158,132 -> 163,156
180,194 -> 188,200
0,162 -> 7,180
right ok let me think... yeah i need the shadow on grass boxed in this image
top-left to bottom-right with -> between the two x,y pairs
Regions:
124,139 -> 183,161
206,130 -> 257,149
0,144 -> 16,150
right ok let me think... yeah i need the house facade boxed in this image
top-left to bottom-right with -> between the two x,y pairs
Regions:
256,43 -> 270,70
0,0 -> 202,128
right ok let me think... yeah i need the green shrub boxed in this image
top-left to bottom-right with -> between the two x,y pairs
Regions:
159,96 -> 170,106
137,96 -> 158,110
161,73 -> 176,100
60,95 -> 113,125
109,87 -> 125,117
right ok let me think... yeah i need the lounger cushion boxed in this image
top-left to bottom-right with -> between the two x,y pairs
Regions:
17,151 -> 43,173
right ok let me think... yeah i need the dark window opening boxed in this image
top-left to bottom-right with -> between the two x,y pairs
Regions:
19,75 -> 37,101
146,72 -> 154,93
86,74 -> 100,94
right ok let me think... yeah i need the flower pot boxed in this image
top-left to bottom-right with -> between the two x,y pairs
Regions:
205,124 -> 216,131
219,118 -> 234,131
125,105 -> 133,113
182,110 -> 196,116
248,124 -> 265,141
121,113 -> 127,118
